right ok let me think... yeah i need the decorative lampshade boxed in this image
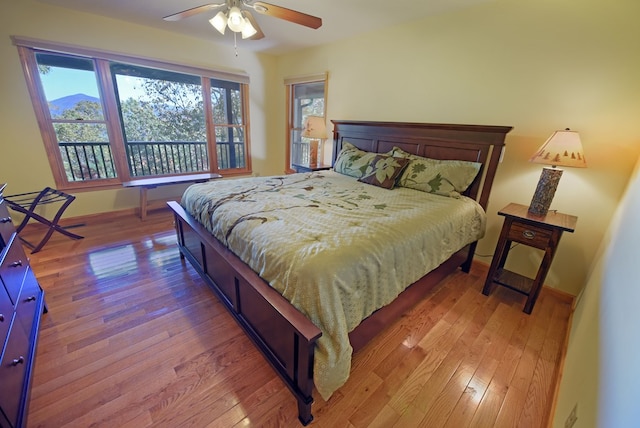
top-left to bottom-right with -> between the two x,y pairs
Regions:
302,116 -> 328,167
529,129 -> 587,168
301,116 -> 328,139
528,128 -> 587,216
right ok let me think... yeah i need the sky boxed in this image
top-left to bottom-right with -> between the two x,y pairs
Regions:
40,66 -> 142,101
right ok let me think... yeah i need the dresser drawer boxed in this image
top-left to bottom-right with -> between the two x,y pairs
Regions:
507,221 -> 553,249
0,317 -> 30,427
0,199 -> 14,248
0,287 -> 13,349
15,267 -> 42,337
0,235 -> 28,305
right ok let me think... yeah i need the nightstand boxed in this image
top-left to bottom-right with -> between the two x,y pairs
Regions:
291,163 -> 332,173
482,203 -> 577,314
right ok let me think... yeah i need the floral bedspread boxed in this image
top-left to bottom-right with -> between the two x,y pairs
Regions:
180,170 -> 486,399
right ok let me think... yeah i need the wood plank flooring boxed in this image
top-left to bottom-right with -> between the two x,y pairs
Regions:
20,208 -> 572,427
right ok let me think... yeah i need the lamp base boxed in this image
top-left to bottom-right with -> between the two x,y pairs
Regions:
318,139 -> 325,165
309,140 -> 319,167
528,167 -> 563,216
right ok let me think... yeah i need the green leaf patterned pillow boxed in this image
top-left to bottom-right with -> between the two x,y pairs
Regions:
333,141 -> 379,179
358,155 -> 410,189
398,158 -> 481,197
390,147 -> 481,197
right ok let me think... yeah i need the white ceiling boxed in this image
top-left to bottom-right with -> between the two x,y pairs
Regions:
36,0 -> 492,55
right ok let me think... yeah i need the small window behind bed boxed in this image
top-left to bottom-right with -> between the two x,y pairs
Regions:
285,73 -> 327,171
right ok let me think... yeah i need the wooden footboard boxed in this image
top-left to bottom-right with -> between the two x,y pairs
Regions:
168,201 -> 322,425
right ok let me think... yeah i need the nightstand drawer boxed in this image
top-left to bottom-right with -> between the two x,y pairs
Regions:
507,222 -> 552,249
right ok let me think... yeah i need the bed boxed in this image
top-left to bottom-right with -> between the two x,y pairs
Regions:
167,120 -> 511,424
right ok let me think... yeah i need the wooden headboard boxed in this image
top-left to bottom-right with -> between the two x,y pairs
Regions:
331,120 -> 513,210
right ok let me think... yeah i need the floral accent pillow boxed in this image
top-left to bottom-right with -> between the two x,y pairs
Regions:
333,141 -> 380,179
390,146 -> 481,197
358,155 -> 410,189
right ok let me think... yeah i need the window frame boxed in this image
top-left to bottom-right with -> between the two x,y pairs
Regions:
13,36 -> 252,191
284,73 -> 328,174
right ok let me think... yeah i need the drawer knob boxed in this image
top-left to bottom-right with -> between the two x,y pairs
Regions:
9,260 -> 23,268
12,356 -> 25,366
0,314 -> 4,322
522,230 -> 536,239
25,295 -> 37,302
0,217 -> 11,223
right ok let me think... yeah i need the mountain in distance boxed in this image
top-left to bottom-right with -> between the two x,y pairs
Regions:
49,93 -> 100,117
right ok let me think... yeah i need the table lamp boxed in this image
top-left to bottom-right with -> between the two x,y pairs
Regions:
302,116 -> 328,167
528,128 -> 587,216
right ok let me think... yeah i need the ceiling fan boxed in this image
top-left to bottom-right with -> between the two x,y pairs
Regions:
163,0 -> 323,41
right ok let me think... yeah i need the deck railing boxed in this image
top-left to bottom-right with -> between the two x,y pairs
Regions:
59,141 -> 244,181
59,142 -> 116,181
126,141 -> 209,177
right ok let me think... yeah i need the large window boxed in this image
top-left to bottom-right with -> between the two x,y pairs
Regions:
111,63 -> 207,177
285,74 -> 327,172
15,38 -> 251,190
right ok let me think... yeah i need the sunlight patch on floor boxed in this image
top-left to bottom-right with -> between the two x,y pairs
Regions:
88,244 -> 137,278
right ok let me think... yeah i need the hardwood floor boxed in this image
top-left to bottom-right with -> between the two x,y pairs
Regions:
21,208 -> 572,427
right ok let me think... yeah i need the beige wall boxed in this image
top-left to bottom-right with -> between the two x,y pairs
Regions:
1,0 -> 279,217
597,157 -> 640,426
274,0 -> 640,296
4,1 -> 640,425
553,156 -> 640,428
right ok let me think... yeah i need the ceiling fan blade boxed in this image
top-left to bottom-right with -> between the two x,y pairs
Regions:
163,3 -> 226,21
243,11 -> 265,40
252,2 -> 322,29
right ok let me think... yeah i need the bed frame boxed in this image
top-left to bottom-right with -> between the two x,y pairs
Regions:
167,120 -> 512,425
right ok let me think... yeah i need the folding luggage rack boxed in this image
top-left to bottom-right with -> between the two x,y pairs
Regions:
4,187 -> 84,253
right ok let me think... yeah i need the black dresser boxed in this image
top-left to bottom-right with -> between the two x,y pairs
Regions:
0,184 -> 46,427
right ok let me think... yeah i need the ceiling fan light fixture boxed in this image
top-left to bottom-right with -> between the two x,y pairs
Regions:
241,19 -> 257,39
227,6 -> 245,32
209,11 -> 227,35
165,1 -> 323,43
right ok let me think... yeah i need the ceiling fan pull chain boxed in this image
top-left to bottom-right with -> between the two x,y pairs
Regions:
234,31 -> 238,56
